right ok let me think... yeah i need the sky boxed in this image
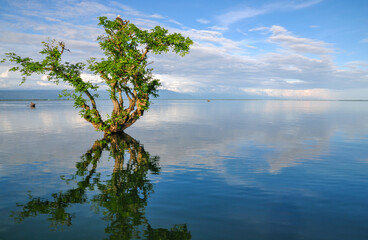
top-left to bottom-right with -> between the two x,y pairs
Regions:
0,0 -> 368,99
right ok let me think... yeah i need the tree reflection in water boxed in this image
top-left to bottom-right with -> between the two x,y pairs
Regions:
11,133 -> 191,239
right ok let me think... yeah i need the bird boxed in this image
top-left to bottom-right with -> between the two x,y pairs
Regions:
59,41 -> 70,52
116,15 -> 124,25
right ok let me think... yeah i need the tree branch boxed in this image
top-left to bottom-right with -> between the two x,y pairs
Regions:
118,88 -> 124,108
141,47 -> 149,61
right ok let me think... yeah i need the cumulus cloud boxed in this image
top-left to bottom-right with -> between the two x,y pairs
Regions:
269,27 -> 332,54
252,25 -> 333,55
153,36 -> 367,89
80,73 -> 103,84
181,29 -> 243,52
1,0 -> 368,99
155,74 -> 205,93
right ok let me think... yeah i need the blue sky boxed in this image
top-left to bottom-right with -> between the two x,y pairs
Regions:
1,0 -> 368,99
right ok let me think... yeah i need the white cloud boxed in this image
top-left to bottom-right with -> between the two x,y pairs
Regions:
110,2 -> 164,19
286,0 -> 323,9
1,0 -> 368,99
36,81 -> 54,86
80,73 -> 104,84
269,25 -> 288,35
38,73 -> 104,86
182,29 -> 241,51
217,8 -> 265,27
284,79 -> 305,84
216,0 -> 322,28
196,19 -> 210,24
18,0 -> 113,20
249,26 -> 269,32
155,74 -> 205,93
151,39 -> 368,96
0,69 -> 9,78
208,26 -> 228,31
251,25 -> 333,55
44,17 -> 61,22
167,19 -> 183,26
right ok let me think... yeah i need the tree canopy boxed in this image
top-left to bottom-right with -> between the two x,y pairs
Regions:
2,16 -> 193,135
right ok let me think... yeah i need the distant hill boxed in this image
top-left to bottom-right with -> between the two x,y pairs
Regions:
0,89 -> 271,100
0,89 -> 194,100
0,90 -> 64,100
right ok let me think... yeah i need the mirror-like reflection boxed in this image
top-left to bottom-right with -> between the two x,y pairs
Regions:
1,100 -> 368,239
10,133 -> 191,240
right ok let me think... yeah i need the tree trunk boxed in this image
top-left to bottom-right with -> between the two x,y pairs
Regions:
104,96 -> 149,135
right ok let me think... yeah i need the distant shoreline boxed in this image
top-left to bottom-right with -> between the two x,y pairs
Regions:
1,99 -> 368,102
1,90 -> 367,101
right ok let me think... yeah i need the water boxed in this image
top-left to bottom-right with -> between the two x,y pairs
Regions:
0,100 -> 368,239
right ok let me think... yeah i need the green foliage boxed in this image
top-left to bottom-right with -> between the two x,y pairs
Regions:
2,16 -> 193,134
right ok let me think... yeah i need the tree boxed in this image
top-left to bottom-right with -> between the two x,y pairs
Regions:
2,16 -> 193,135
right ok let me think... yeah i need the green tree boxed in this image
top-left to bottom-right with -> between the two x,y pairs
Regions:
2,16 -> 193,135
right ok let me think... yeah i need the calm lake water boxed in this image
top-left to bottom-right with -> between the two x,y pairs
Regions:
0,100 -> 368,239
